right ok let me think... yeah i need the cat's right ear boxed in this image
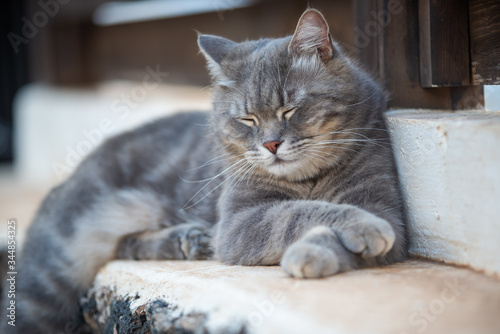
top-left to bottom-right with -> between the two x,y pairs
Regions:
198,34 -> 237,79
289,9 -> 336,63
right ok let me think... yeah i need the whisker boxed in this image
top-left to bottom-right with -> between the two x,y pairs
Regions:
318,137 -> 390,143
302,151 -> 331,162
322,134 -> 391,150
181,158 -> 246,209
229,86 -> 247,99
246,164 -> 261,187
226,161 -> 255,194
321,130 -> 390,147
299,152 -> 330,168
344,127 -> 390,132
306,143 -> 359,154
344,91 -> 377,108
200,83 -> 214,91
314,139 -> 390,147
186,152 -> 244,173
181,160 -> 250,211
310,114 -> 364,139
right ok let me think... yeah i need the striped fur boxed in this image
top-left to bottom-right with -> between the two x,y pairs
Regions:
2,9 -> 406,333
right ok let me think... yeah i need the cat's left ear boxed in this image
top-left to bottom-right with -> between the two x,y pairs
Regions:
198,34 -> 237,81
288,9 -> 335,62
198,34 -> 237,66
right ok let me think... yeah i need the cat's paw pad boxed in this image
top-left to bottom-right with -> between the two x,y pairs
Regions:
280,227 -> 340,278
178,223 -> 213,260
336,217 -> 395,258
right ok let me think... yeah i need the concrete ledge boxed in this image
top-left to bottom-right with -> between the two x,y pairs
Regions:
83,260 -> 500,334
386,110 -> 500,276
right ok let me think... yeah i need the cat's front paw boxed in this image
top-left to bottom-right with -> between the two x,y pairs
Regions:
178,223 -> 213,260
336,216 -> 395,258
281,226 -> 340,278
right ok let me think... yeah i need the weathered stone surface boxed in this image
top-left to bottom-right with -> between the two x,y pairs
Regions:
83,260 -> 500,334
81,284 -> 242,334
81,288 -> 151,334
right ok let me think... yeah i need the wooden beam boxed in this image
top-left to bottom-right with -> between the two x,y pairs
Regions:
352,0 -> 384,82
354,0 -> 483,110
419,0 -> 470,87
469,0 -> 500,85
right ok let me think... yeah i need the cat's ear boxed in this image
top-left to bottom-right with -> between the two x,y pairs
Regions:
198,34 -> 237,67
288,9 -> 335,62
198,34 -> 237,83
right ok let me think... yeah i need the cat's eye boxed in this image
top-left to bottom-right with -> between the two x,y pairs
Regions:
280,107 -> 297,121
238,116 -> 258,127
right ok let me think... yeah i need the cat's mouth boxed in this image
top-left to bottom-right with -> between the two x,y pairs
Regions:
270,156 -> 296,165
263,155 -> 308,180
265,156 -> 303,174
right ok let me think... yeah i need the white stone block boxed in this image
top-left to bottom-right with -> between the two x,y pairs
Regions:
386,110 -> 500,276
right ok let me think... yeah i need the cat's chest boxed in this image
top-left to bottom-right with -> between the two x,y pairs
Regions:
301,177 -> 341,202
282,179 -> 337,201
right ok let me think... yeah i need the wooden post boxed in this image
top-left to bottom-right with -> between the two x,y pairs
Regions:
353,0 -> 484,110
419,0 -> 470,87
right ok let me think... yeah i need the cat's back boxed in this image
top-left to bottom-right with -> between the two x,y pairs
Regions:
79,111 -> 214,186
28,111 -> 216,235
100,111 -> 210,159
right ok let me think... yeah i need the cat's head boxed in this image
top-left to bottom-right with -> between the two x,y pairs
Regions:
198,9 -> 385,182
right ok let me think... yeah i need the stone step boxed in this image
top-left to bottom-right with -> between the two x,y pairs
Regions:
82,260 -> 500,334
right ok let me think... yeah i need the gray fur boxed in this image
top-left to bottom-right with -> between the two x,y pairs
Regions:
1,9 -> 406,334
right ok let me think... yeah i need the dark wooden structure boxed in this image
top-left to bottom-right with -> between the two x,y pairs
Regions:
353,0 -> 493,110
469,0 -> 500,85
13,0 -> 500,110
418,0 -> 470,88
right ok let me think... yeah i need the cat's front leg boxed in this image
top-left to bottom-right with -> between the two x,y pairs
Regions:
215,189 -> 400,277
281,208 -> 396,278
116,222 -> 213,260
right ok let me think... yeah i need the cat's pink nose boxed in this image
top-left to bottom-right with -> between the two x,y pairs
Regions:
263,140 -> 282,154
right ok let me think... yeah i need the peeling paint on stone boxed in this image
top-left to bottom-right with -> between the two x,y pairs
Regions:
81,286 -> 246,334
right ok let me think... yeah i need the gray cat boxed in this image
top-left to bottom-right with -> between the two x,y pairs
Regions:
2,8 -> 406,334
